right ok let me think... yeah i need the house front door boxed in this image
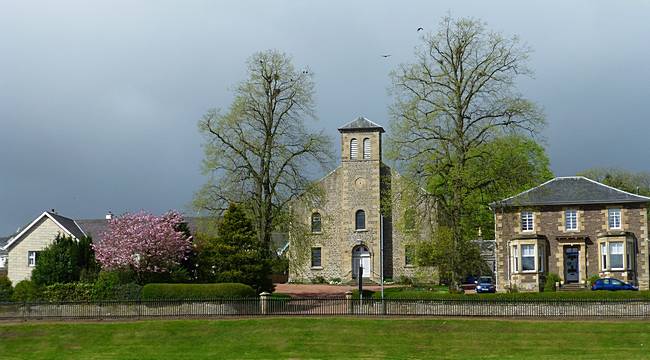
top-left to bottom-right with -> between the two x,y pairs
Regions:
564,246 -> 580,283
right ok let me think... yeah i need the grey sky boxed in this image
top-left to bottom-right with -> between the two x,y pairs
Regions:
1,0 -> 650,235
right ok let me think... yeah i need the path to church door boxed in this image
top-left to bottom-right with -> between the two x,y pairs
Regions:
352,245 -> 371,278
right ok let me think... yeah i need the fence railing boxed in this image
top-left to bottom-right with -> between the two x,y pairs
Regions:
4,296 -> 650,320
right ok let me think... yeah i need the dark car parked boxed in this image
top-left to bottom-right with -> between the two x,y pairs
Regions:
475,276 -> 496,293
591,278 -> 638,291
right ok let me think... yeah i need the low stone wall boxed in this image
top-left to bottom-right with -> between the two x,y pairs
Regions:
3,298 -> 650,320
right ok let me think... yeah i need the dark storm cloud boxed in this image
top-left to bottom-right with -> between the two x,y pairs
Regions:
1,0 -> 649,234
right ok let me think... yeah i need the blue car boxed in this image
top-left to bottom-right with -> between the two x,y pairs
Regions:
475,276 -> 496,293
591,278 -> 638,291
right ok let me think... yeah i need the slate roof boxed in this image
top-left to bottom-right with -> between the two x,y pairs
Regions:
47,212 -> 86,239
492,176 -> 650,208
338,116 -> 385,133
75,219 -> 109,242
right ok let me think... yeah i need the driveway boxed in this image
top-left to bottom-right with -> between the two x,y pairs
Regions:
274,283 -> 401,297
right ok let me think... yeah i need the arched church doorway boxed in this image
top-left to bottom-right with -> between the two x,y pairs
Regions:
352,245 -> 371,279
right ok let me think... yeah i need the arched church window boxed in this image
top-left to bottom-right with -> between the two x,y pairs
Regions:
350,138 -> 358,159
311,212 -> 322,233
363,138 -> 371,159
355,209 -> 366,230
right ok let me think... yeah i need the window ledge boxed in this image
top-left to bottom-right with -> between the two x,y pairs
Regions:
310,266 -> 323,270
311,232 -> 323,235
355,229 -> 368,233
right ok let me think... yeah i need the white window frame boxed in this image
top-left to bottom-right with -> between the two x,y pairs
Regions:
0,255 -> 6,268
599,240 -> 632,271
565,209 -> 578,231
350,138 -> 358,160
28,251 -> 37,267
520,211 -> 534,232
609,241 -> 624,270
521,244 -> 536,272
510,242 -> 545,274
362,138 -> 371,159
510,245 -> 518,273
608,208 -> 621,229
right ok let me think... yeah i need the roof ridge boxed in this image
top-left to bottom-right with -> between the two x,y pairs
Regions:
580,176 -> 650,200
492,176 -> 650,208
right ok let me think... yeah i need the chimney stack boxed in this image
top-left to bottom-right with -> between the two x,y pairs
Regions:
105,211 -> 113,220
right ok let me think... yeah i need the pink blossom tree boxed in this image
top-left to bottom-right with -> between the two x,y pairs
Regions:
94,211 -> 192,277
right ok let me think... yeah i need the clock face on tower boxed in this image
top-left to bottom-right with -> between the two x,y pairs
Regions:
355,177 -> 367,189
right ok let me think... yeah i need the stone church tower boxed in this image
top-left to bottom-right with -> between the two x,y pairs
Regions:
289,117 -> 434,284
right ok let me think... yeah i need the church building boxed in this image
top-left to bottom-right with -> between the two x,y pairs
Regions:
288,117 -> 435,284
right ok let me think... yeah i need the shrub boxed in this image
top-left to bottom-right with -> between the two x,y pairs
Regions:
31,235 -> 100,286
12,280 -> 41,302
311,276 -> 326,284
141,283 -> 256,300
0,275 -> 13,301
544,273 -> 562,292
42,283 -> 94,302
396,276 -> 413,286
93,271 -> 142,300
588,274 -> 601,287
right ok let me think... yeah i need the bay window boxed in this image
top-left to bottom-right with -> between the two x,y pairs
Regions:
510,241 -> 545,273
599,239 -> 634,271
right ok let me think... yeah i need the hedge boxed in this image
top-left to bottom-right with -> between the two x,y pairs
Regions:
141,283 -> 257,300
355,287 -> 650,301
42,283 -> 95,302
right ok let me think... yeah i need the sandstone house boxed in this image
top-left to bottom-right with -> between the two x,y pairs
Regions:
492,177 -> 650,292
288,117 -> 434,284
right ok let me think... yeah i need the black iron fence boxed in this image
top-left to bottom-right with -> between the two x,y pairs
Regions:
4,296 -> 650,320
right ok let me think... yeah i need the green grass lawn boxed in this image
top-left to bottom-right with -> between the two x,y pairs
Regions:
1,318 -> 650,359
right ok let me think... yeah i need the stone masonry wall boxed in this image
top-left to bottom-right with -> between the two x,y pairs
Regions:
495,203 -> 649,292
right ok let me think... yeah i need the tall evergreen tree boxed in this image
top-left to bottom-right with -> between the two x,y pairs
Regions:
201,203 -> 273,293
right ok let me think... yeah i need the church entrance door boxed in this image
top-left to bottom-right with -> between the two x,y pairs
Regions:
352,245 -> 371,278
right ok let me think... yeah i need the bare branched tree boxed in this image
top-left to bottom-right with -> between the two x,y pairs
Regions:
195,50 -> 332,250
389,17 -> 545,285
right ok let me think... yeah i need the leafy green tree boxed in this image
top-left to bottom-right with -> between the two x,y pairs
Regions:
577,168 -> 650,196
31,234 -> 100,286
197,204 -> 273,293
417,226 -> 490,284
463,135 -> 553,240
389,17 -> 546,287
194,50 -> 333,253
